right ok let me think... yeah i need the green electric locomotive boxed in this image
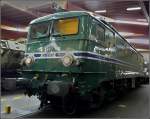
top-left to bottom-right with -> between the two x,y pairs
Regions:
22,11 -> 147,114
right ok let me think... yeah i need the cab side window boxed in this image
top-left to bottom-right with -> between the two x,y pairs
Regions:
89,19 -> 105,45
96,24 -> 105,43
105,28 -> 115,49
89,19 -> 96,41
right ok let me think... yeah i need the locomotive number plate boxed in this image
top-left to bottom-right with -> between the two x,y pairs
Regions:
42,52 -> 56,57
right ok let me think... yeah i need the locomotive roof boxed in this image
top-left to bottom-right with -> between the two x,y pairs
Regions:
30,11 -> 89,24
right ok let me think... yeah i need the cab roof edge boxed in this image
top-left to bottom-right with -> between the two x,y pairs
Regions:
30,11 -> 91,24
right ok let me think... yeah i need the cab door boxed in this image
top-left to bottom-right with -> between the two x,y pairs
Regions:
104,28 -> 116,80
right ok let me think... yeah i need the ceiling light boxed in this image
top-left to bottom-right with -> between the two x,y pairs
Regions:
119,32 -> 135,37
1,25 -> 28,32
126,7 -> 141,11
95,10 -> 106,13
136,19 -> 147,22
136,49 -> 150,52
113,20 -> 148,26
126,38 -> 149,45
119,32 -> 144,37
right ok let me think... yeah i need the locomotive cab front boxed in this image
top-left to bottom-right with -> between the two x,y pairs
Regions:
24,14 -> 88,71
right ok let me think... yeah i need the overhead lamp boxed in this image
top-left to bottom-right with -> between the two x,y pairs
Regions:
119,32 -> 144,37
95,10 -> 106,13
126,38 -> 149,45
119,32 -> 135,37
136,19 -> 147,22
126,7 -> 141,11
136,49 -> 150,52
113,20 -> 148,26
1,25 -> 28,32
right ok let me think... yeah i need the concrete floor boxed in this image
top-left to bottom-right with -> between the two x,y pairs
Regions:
1,92 -> 40,118
1,85 -> 150,118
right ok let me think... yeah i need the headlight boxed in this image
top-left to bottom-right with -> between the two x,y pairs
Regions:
62,54 -> 74,67
1,49 -> 4,54
25,57 -> 34,66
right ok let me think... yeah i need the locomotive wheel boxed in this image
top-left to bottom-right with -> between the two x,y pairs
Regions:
105,88 -> 117,102
89,87 -> 105,109
51,97 -> 62,110
62,93 -> 78,115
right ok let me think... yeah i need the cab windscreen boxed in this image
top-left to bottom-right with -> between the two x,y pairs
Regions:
30,22 -> 50,38
53,18 -> 79,36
